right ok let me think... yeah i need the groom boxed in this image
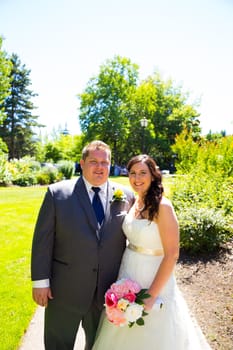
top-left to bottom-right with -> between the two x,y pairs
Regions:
31,140 -> 135,350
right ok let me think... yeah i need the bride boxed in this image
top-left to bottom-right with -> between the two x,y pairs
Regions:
92,154 -> 211,350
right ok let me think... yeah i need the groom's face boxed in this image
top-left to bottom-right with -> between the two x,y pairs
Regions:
80,149 -> 111,186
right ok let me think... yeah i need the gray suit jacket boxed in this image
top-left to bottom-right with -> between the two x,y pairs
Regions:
31,177 -> 135,312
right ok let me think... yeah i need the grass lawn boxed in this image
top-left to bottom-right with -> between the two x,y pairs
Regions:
0,186 -> 47,350
0,176 -> 171,349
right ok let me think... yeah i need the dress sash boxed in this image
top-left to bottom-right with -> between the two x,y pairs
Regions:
128,243 -> 163,256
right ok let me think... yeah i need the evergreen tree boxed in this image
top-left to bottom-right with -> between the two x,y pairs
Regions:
0,36 -> 12,124
0,53 -> 42,159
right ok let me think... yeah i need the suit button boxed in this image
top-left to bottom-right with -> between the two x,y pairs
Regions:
93,268 -> 98,272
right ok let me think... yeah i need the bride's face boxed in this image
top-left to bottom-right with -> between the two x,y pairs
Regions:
128,161 -> 153,196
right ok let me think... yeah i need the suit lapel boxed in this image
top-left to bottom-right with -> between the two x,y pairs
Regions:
104,181 -> 115,223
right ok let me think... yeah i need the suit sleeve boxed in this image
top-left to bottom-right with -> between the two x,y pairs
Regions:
31,188 -> 55,281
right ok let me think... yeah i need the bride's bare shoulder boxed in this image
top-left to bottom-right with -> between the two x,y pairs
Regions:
160,196 -> 172,207
159,196 -> 176,216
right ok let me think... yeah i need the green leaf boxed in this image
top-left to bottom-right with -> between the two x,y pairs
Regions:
136,289 -> 151,304
128,322 -> 135,328
136,317 -> 145,326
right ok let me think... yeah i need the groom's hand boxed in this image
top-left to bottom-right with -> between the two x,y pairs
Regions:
32,287 -> 53,307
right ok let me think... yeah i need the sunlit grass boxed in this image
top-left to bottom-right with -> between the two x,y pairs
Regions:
0,186 -> 46,350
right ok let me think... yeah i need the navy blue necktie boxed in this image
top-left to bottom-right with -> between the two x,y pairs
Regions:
92,187 -> 105,225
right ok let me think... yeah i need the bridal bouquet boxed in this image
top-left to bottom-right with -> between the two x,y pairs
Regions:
104,278 -> 150,327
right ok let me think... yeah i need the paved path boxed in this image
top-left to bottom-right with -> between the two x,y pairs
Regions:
19,307 -> 85,350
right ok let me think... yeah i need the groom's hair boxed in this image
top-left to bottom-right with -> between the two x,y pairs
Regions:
82,140 -> 111,161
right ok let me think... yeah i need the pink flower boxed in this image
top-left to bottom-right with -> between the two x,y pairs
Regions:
105,291 -> 118,308
110,282 -> 128,299
123,292 -> 136,303
110,278 -> 141,298
124,279 -> 141,294
104,278 -> 150,328
106,307 -> 127,326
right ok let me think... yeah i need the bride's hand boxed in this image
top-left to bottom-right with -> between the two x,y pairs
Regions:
143,295 -> 156,311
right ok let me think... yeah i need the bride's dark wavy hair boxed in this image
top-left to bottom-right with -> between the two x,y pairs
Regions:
127,154 -> 164,221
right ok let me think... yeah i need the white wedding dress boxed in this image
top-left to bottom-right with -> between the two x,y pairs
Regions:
92,211 -> 212,350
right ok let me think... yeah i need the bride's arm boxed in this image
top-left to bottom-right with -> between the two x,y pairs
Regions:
144,197 -> 179,310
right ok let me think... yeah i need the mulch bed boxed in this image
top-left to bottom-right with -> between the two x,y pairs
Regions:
176,241 -> 233,350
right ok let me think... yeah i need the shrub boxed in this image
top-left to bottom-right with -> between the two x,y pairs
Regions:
0,155 -> 12,186
170,170 -> 233,253
57,160 -> 75,179
214,177 -> 233,219
36,165 -> 61,185
28,160 -> 41,172
8,157 -> 40,186
171,171 -> 233,220
12,173 -> 37,186
178,207 -> 232,254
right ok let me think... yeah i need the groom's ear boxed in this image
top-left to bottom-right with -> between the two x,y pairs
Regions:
80,159 -> 84,168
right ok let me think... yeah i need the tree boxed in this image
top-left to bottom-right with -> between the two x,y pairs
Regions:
0,137 -> 8,156
128,73 -> 201,169
78,57 -> 201,168
0,36 -> 12,124
171,128 -> 199,173
0,53 -> 43,159
78,55 -> 139,164
44,142 -> 62,163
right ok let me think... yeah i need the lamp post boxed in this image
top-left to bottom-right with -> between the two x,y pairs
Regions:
61,123 -> 69,136
140,117 -> 148,153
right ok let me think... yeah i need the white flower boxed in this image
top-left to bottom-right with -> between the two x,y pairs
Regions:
124,303 -> 144,323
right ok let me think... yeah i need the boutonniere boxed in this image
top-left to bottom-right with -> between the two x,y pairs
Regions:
112,189 -> 127,202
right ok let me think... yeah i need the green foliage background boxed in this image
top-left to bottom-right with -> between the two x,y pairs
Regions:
171,133 -> 233,253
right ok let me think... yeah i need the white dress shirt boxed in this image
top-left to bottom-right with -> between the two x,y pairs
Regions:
82,177 -> 107,211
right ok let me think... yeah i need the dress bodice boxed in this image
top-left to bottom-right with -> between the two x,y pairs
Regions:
122,211 -> 164,252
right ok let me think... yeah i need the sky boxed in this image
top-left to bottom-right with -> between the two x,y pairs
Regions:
1,0 -> 233,136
